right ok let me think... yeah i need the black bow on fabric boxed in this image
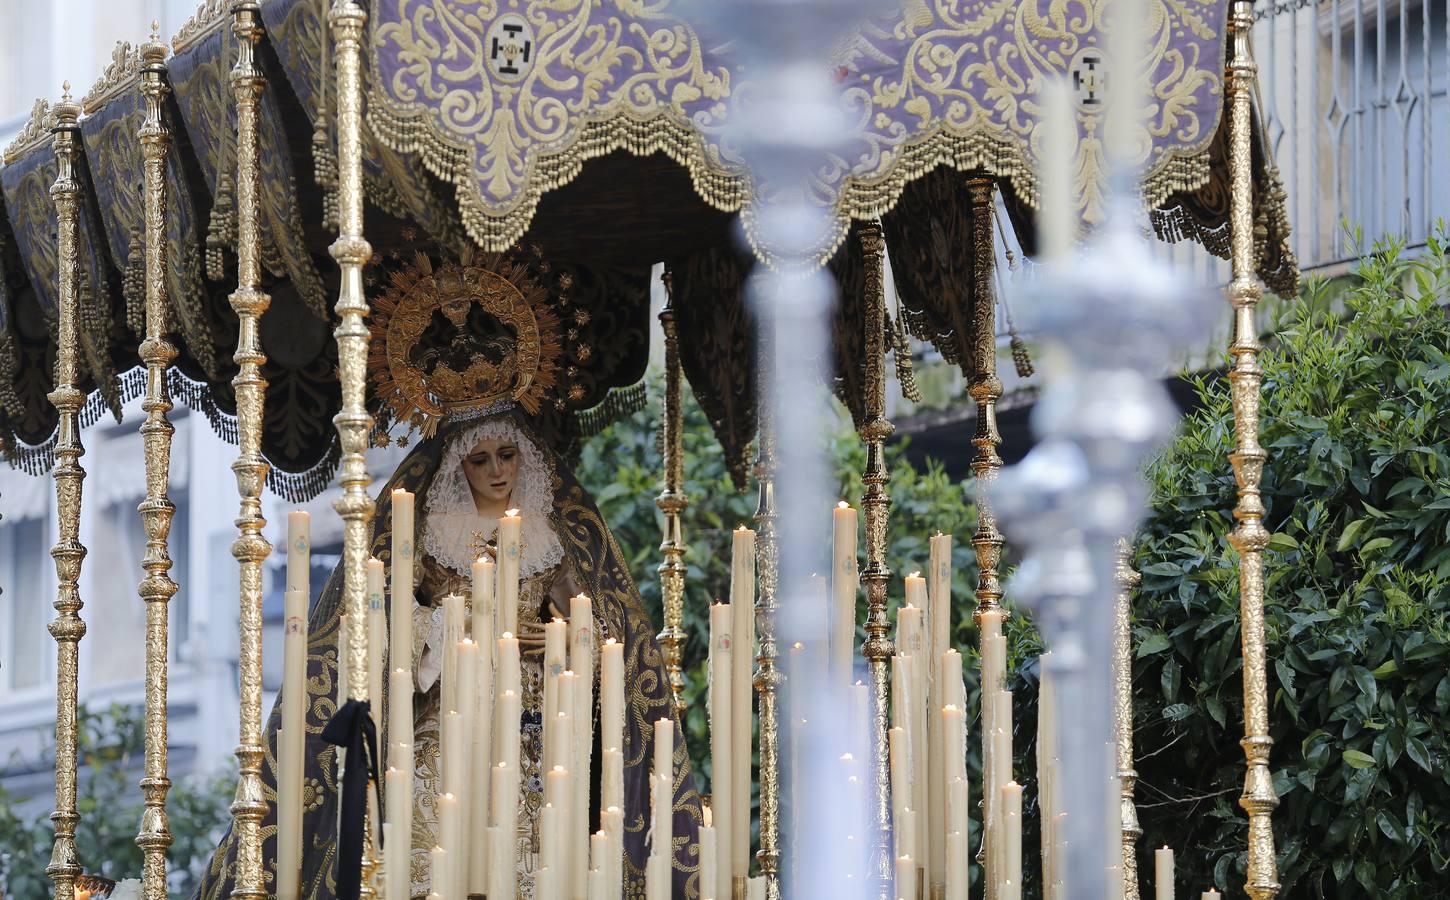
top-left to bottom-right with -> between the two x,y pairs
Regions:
322,698 -> 383,900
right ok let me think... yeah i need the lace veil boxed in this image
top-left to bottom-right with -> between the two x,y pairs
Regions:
420,416 -> 565,578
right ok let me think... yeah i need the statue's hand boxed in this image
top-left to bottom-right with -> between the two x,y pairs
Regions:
517,618 -> 547,658
547,570 -> 581,618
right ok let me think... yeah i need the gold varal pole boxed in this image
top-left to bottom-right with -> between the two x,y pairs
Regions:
855,220 -> 895,898
227,3 -> 272,897
1114,542 -> 1143,900
1225,1 -> 1280,896
137,27 -> 179,900
753,326 -> 782,900
656,269 -> 689,717
329,0 -> 378,889
965,176 -> 1005,890
46,83 -> 88,900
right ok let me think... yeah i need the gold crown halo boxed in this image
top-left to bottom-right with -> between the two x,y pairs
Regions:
368,250 -> 564,437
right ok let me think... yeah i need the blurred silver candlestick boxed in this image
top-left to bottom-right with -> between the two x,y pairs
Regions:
996,80 -> 1212,900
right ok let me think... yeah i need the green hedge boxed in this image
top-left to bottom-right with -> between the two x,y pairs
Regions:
1131,235 -> 1450,897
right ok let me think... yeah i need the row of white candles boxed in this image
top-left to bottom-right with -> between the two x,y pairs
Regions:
276,495 -> 1212,899
274,493 -> 638,900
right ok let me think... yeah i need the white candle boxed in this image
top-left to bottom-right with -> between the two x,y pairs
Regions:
1201,891 -> 1221,900
454,642 -> 478,894
544,618 -> 567,730
601,637 -> 624,756
896,601 -> 923,655
708,603 -> 734,900
367,558 -> 387,733
490,759 -> 519,898
542,777 -> 567,887
729,526 -> 755,883
471,556 -> 495,655
588,831 -> 610,900
1156,847 -> 1175,900
388,741 -> 414,892
895,855 -> 916,900
490,764 -> 520,900
496,688 -> 521,777
699,824 -> 719,900
388,663 -> 413,757
286,510 -> 310,595
946,827 -> 968,900
830,502 -> 858,686
1001,782 -> 1023,900
654,716 -> 674,790
391,490 -> 415,671
647,769 -> 673,900
927,535 -> 951,893
601,747 -> 624,826
889,726 -> 913,861
430,844 -> 448,900
277,586 -> 307,900
497,508 -> 522,635
498,634 -> 521,710
440,594 -> 466,714
941,707 -> 967,834
601,806 -> 624,900
570,594 -> 595,899
469,646 -> 494,897
979,608 -> 1005,870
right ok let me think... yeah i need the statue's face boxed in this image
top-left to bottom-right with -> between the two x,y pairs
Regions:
462,437 -> 520,505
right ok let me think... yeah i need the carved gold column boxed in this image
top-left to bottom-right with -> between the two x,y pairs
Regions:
227,5 -> 272,897
753,327 -> 782,900
966,178 -> 1004,623
656,269 -> 689,717
46,83 -> 88,900
1114,542 -> 1143,900
856,221 -> 895,897
136,29 -> 178,900
330,0 -> 378,888
966,177 -> 1004,886
1226,2 -> 1279,897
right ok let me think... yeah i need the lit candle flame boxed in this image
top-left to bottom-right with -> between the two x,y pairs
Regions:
505,508 -> 520,517
837,500 -> 849,509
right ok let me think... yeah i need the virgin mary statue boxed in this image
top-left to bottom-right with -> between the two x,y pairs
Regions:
195,254 -> 704,899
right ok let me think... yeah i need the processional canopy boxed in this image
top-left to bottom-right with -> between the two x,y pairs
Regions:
0,0 -> 1296,495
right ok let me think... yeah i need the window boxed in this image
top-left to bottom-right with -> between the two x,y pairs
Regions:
0,511 -> 50,693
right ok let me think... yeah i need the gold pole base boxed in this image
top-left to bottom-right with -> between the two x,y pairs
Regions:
733,874 -> 749,900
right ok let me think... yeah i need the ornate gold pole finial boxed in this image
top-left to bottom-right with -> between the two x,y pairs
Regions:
46,80 -> 88,900
136,26 -> 179,900
226,4 -> 272,897
965,176 -> 1005,883
329,0 -> 378,889
855,220 -> 895,899
656,268 -> 689,717
753,325 -> 782,899
1225,2 -> 1279,896
1114,541 -> 1144,900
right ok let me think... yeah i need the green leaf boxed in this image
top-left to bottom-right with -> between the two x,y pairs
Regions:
1268,532 -> 1301,552
1342,749 -> 1377,769
1135,633 -> 1171,657
1406,737 -> 1432,772
1337,518 -> 1367,551
1360,536 -> 1394,556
